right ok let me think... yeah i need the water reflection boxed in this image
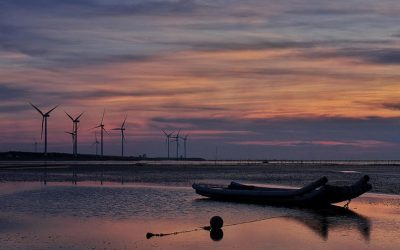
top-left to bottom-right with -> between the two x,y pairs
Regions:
218,205 -> 370,242
194,199 -> 370,242
147,227 -> 225,241
1,180 -> 398,249
210,228 -> 223,241
146,205 -> 370,243
287,205 -> 370,241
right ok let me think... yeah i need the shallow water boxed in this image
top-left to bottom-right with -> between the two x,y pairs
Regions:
2,162 -> 400,194
0,181 -> 399,249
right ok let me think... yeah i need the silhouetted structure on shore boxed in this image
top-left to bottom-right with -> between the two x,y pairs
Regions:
65,111 -> 84,157
93,109 -> 108,157
112,115 -> 127,157
161,129 -> 175,159
30,103 -> 59,155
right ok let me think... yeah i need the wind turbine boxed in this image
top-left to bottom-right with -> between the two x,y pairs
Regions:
173,129 -> 181,159
65,131 -> 75,155
161,129 -> 174,159
181,134 -> 189,159
93,109 -> 108,157
65,111 -> 84,157
112,115 -> 127,157
92,132 -> 100,156
30,103 -> 59,155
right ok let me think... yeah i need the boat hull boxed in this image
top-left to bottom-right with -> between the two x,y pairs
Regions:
192,176 -> 371,207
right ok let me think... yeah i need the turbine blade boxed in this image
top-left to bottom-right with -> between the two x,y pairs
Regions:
101,109 -> 105,124
103,127 -> 110,135
30,102 -> 44,116
112,128 -> 120,130
64,111 -> 74,121
92,125 -> 101,129
40,117 -> 44,140
161,128 -> 168,136
122,115 -> 127,128
76,112 -> 84,120
45,105 -> 59,115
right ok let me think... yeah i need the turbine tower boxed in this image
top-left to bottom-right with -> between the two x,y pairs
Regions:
161,129 -> 174,159
173,129 -> 181,159
92,132 -> 100,156
65,131 -> 75,155
93,109 -> 108,157
30,103 -> 59,155
112,115 -> 127,157
181,134 -> 189,159
65,111 -> 84,157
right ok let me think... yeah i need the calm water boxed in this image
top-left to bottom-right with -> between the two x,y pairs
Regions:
2,160 -> 400,166
0,181 -> 399,249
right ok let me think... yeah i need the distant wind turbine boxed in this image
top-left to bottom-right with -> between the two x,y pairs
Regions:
92,132 -> 100,156
65,111 -> 84,157
93,109 -> 108,157
30,103 -> 59,155
161,129 -> 175,159
65,131 -> 75,155
112,115 -> 127,157
173,129 -> 181,159
181,134 -> 189,159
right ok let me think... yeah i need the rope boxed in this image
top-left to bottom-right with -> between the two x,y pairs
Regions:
146,215 -> 290,239
344,199 -> 351,209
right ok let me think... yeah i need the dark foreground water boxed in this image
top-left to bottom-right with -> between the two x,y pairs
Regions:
0,181 -> 399,249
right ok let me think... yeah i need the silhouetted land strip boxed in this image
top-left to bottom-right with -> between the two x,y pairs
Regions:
0,151 -> 205,162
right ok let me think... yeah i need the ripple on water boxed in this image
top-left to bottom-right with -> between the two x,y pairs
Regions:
0,184 -> 285,222
0,182 -> 400,249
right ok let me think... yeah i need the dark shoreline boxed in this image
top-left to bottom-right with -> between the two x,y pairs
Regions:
3,151 -> 400,165
0,151 -> 205,162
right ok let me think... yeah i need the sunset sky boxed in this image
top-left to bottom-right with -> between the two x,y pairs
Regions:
1,0 -> 400,159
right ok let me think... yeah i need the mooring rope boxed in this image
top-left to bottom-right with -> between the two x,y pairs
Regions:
146,214 -> 290,239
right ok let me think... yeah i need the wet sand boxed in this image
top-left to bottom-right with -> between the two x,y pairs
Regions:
0,162 -> 399,249
0,179 -> 399,249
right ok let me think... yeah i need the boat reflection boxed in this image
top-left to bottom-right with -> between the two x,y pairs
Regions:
195,199 -> 370,242
286,205 -> 370,241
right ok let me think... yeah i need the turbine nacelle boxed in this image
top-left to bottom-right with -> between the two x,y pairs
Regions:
65,111 -> 84,122
29,102 -> 59,154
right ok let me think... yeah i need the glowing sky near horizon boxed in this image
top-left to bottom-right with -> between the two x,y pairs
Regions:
1,0 -> 400,159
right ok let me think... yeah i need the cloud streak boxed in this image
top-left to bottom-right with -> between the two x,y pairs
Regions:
1,0 -> 204,17
231,139 -> 393,148
1,0 -> 400,158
